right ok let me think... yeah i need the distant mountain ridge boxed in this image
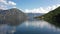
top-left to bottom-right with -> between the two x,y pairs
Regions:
0,8 -> 27,26
27,13 -> 45,17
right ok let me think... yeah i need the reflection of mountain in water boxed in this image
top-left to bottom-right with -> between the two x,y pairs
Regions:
15,20 -> 60,34
0,8 -> 27,26
35,7 -> 60,27
0,13 -> 60,34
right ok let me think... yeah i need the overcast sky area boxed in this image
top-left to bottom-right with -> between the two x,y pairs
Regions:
0,0 -> 60,13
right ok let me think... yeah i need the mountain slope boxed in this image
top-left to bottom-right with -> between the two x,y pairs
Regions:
35,6 -> 60,27
0,8 -> 27,26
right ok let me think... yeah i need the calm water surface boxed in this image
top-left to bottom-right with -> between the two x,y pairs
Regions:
15,20 -> 60,34
0,17 -> 60,34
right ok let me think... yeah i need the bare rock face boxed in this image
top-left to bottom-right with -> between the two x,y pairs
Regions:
0,8 -> 27,26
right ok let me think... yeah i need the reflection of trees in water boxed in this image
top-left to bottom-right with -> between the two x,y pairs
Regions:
46,14 -> 60,28
36,7 -> 60,28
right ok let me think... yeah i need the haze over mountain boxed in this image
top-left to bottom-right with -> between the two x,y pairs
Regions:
0,8 -> 27,26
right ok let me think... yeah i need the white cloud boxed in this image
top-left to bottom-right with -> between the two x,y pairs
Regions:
0,0 -> 7,4
24,4 -> 60,13
0,0 -> 16,10
0,5 -> 7,10
0,0 -> 16,6
8,1 -> 16,6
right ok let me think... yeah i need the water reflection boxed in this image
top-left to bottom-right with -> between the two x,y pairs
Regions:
0,24 -> 16,34
0,20 -> 60,34
16,20 -> 60,34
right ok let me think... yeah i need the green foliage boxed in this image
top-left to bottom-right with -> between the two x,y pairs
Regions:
36,6 -> 60,27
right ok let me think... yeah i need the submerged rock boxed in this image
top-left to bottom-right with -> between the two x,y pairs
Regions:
0,8 -> 27,26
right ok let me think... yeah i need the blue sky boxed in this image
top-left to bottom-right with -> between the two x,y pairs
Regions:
0,0 -> 60,13
12,0 -> 60,9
